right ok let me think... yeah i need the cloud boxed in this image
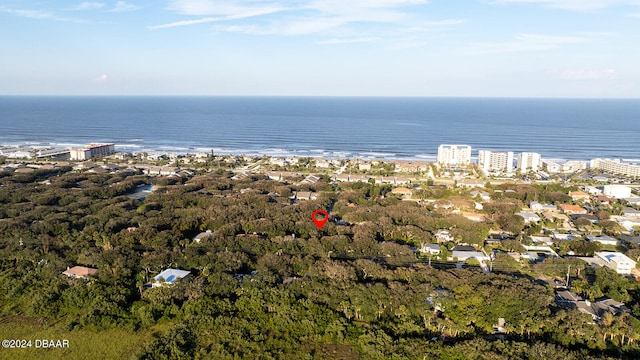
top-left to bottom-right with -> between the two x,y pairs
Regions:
92,74 -> 108,83
69,2 -> 105,10
492,0 -> 640,11
465,33 -> 592,54
0,7 -> 85,23
557,68 -> 617,80
150,6 -> 288,30
316,37 -> 378,44
158,0 -> 445,35
109,1 -> 140,12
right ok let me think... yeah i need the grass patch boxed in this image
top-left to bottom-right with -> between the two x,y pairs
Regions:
0,315 -> 168,360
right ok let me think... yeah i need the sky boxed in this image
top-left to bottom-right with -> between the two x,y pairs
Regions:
1,0 -> 639,97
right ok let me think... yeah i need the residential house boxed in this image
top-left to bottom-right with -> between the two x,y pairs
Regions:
555,290 -> 628,321
434,229 -> 454,243
558,204 -> 587,215
419,243 -> 441,255
152,268 -> 191,287
542,211 -> 570,224
623,207 -> 640,218
595,252 -> 637,275
332,174 -> 351,182
63,266 -> 98,279
470,190 -> 491,202
391,187 -> 413,199
586,235 -> 618,246
620,235 -> 640,247
293,191 -> 318,201
570,214 -> 599,224
300,175 -> 321,185
569,191 -> 591,202
395,160 -> 428,173
315,159 -> 332,169
530,201 -> 557,212
551,230 -> 578,241
451,245 -> 490,262
457,179 -> 485,188
193,230 -> 215,243
515,212 -> 541,224
529,236 -> 554,245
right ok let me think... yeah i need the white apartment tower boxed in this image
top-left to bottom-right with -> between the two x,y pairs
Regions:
517,152 -> 541,173
478,150 -> 514,174
437,144 -> 471,167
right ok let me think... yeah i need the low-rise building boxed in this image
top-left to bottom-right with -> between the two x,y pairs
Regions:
558,204 -> 587,215
515,212 -> 541,224
595,252 -> 636,275
530,201 -> 557,212
152,268 -> 191,287
63,266 -> 98,279
419,243 -> 441,255
603,185 -> 632,199
434,229 -> 454,243
451,245 -> 489,262
586,235 -> 618,246
623,207 -> 640,218
293,191 -> 318,201
569,191 -> 590,202
391,187 -> 413,198
193,230 -> 215,243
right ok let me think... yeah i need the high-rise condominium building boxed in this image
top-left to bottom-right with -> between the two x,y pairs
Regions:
517,152 -> 541,173
437,144 -> 471,167
478,150 -> 514,174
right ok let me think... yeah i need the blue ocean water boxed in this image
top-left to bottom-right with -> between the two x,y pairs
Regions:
0,96 -> 638,161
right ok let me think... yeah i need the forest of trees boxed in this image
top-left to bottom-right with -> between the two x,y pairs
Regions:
1,167 -> 640,359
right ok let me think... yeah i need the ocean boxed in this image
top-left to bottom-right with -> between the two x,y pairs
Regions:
1,96 -> 639,162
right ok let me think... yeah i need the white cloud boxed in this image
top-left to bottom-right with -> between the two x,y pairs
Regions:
109,1 -> 140,12
150,6 -> 288,30
69,2 -> 106,10
0,7 -> 85,22
92,74 -> 108,83
316,37 -> 378,44
492,0 -> 640,11
557,68 -> 617,80
213,16 -> 349,36
466,33 -> 592,54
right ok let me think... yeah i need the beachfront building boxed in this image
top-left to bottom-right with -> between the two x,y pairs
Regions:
437,144 -> 471,167
562,160 -> 587,173
69,143 -> 115,161
542,159 -> 561,173
517,152 -> 542,173
478,150 -> 514,175
595,252 -> 636,275
590,158 -> 640,178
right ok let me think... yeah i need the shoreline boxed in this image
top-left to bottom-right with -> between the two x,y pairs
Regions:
4,141 -> 640,164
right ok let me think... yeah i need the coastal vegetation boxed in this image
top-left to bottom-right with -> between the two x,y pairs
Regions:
1,166 -> 640,359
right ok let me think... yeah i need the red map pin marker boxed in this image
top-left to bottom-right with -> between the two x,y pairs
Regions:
311,210 -> 329,229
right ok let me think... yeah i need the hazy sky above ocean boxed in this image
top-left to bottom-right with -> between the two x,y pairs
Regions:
1,1 -> 639,97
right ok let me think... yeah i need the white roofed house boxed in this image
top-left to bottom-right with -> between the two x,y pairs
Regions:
514,212 -> 541,224
151,268 -> 191,287
193,230 -> 215,243
586,235 -> 618,246
530,201 -> 557,213
595,252 -> 636,275
419,243 -> 441,255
